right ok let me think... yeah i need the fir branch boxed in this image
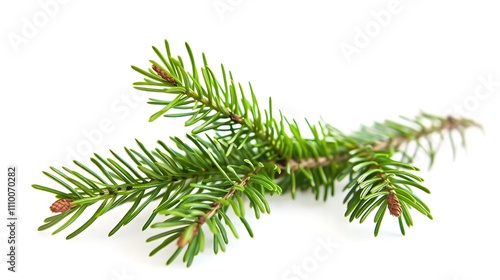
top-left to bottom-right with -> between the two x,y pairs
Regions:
32,40 -> 481,267
343,146 -> 432,236
132,40 -> 291,158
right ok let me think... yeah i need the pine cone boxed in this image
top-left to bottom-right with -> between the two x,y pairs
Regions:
152,64 -> 178,85
387,192 -> 402,217
50,198 -> 75,213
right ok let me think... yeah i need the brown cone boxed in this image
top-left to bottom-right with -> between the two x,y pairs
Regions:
387,193 -> 402,217
50,198 -> 75,213
152,65 -> 178,85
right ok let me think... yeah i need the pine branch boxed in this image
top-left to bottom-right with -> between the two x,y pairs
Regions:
32,39 -> 481,267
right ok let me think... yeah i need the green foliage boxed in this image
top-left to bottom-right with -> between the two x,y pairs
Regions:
33,40 -> 480,267
344,147 -> 431,236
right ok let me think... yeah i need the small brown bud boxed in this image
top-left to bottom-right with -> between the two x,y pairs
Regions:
177,225 -> 199,247
50,198 -> 76,213
446,115 -> 458,125
229,112 -> 243,123
387,192 -> 402,217
197,215 -> 206,225
152,64 -> 178,86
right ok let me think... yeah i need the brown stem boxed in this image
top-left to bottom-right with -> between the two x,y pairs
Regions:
199,173 -> 251,224
177,171 -> 254,247
277,115 -> 477,172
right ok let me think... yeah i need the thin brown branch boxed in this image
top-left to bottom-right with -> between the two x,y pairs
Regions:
278,115 -> 478,172
176,171 -> 254,247
200,173 -> 251,223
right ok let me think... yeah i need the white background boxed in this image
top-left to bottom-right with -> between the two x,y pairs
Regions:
1,1 -> 500,279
